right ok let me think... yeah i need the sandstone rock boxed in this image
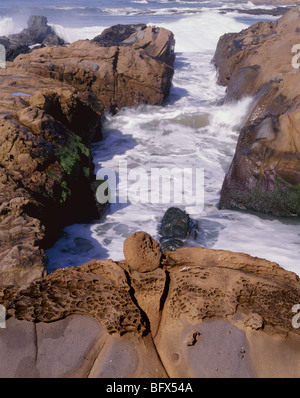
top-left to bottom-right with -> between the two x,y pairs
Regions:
0,66 -> 106,288
0,315 -> 167,378
29,87 -> 103,145
123,231 -> 162,273
13,25 -> 175,113
213,7 -> 300,216
130,268 -> 167,337
1,239 -> 300,377
0,23 -> 175,289
154,246 -> 300,377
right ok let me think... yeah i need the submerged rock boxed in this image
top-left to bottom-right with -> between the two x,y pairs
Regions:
159,207 -> 198,251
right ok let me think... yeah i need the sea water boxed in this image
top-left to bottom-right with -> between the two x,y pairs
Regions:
1,1 -> 299,275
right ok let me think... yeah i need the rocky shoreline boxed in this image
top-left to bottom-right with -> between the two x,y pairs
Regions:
1,7 -> 300,378
213,7 -> 300,216
1,232 -> 300,377
0,20 -> 175,289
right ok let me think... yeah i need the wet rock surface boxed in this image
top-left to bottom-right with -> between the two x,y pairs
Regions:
0,22 -> 175,289
0,69 -> 104,288
1,233 -> 300,377
93,24 -> 147,46
213,7 -> 300,216
159,207 -> 198,251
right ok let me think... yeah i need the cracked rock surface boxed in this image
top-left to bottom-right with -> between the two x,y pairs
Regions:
1,235 -> 300,378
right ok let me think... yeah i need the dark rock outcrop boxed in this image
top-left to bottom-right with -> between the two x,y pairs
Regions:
0,16 -> 65,62
159,207 -> 198,251
0,70 -> 105,288
8,15 -> 64,47
93,24 -> 147,46
213,7 -> 300,216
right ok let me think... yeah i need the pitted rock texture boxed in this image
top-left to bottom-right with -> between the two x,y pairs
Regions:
1,238 -> 300,377
213,7 -> 300,216
1,260 -> 146,336
162,248 -> 300,332
123,231 -> 162,273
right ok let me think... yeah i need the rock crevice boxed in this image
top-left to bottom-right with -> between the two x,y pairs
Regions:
1,232 -> 300,377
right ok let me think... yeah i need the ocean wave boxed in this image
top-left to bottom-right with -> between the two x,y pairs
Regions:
159,10 -> 248,52
51,24 -> 107,43
51,8 -> 249,50
0,16 -> 25,36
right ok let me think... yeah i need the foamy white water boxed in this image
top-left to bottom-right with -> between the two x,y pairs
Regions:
0,16 -> 25,36
52,24 -> 108,43
44,6 -> 300,276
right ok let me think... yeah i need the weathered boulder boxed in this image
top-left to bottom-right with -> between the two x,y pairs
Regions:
123,231 -> 162,273
213,7 -> 300,216
13,25 -> 175,113
1,233 -> 300,377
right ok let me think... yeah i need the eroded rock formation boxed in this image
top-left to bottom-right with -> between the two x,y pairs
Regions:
13,25 -> 175,114
213,7 -> 300,216
1,232 -> 300,377
0,23 -> 175,289
0,69 -> 104,288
